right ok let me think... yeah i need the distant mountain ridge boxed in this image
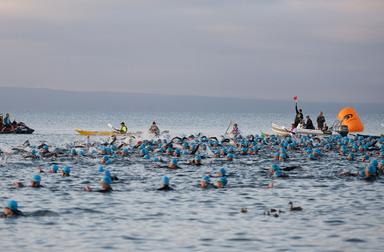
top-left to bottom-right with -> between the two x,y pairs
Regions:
0,87 -> 382,113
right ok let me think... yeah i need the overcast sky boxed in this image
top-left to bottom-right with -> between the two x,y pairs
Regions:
0,0 -> 383,103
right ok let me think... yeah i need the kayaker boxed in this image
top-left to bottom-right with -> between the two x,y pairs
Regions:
305,115 -> 315,129
231,123 -> 240,137
120,122 -> 128,134
317,112 -> 326,130
1,200 -> 24,218
149,121 -> 160,136
294,103 -> 304,128
157,176 -> 174,191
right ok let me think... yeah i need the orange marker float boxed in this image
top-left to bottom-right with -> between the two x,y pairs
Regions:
338,107 -> 364,132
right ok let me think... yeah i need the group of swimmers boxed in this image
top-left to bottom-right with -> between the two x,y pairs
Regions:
2,122 -> 383,218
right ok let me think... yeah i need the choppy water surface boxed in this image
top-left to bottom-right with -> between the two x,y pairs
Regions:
1,112 -> 384,252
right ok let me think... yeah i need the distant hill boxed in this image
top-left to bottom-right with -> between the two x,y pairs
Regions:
0,87 -> 382,113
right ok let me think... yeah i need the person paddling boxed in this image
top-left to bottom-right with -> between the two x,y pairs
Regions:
120,122 -> 128,134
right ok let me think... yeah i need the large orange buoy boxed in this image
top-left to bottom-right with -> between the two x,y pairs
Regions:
337,107 -> 364,132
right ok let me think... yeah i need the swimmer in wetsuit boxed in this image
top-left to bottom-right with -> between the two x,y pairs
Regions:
1,200 -> 24,218
62,166 -> 71,177
157,176 -> 174,191
84,176 -> 113,193
31,174 -> 43,188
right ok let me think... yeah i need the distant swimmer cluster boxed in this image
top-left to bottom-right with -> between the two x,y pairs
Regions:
1,122 -> 383,218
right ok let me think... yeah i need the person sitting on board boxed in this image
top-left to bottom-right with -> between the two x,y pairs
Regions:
317,112 -> 326,130
157,176 -> 174,191
149,121 -> 160,136
297,119 -> 305,129
119,122 -> 128,134
305,116 -> 315,130
293,102 -> 304,128
1,200 -> 24,218
3,113 -> 11,127
231,123 -> 240,137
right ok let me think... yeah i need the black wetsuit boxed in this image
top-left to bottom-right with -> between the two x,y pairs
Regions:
317,115 -> 325,130
157,185 -> 174,191
0,210 -> 24,218
294,104 -> 303,127
305,118 -> 315,130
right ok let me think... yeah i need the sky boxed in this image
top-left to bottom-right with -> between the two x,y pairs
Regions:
0,0 -> 383,103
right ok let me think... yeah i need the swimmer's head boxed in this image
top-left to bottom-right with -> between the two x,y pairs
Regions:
219,167 -> 226,176
162,176 -> 170,186
51,164 -> 59,173
63,166 -> 71,176
33,174 -> 41,182
6,199 -> 18,212
98,165 -> 105,173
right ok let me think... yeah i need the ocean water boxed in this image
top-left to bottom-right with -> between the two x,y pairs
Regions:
1,112 -> 384,252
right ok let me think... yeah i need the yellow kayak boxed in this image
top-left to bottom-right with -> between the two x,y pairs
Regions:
75,129 -> 143,137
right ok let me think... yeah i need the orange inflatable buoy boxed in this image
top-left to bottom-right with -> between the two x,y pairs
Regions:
337,107 -> 364,132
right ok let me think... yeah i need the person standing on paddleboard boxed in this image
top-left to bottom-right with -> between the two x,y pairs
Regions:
293,96 -> 303,128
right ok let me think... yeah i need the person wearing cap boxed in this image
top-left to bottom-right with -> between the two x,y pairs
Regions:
120,122 -> 128,134
50,164 -> 59,173
199,175 -> 215,189
168,158 -> 179,169
31,174 -> 43,188
227,153 -> 234,161
1,200 -> 24,218
84,175 -> 113,192
157,176 -> 174,191
149,121 -> 160,136
62,166 -> 71,177
214,176 -> 228,188
190,154 -> 202,166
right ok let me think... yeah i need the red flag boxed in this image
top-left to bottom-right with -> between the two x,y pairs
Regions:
293,96 -> 298,101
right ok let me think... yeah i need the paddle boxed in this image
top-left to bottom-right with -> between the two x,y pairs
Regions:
107,123 -> 119,132
224,121 -> 233,135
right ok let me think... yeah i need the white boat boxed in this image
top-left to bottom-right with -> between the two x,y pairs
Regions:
271,123 -> 333,137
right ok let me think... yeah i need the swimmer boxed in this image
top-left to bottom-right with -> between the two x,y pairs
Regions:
1,200 -> 24,218
62,166 -> 71,177
12,180 -> 24,188
31,174 -> 43,188
190,154 -> 202,166
84,176 -> 113,192
50,164 -> 59,173
226,153 -> 234,161
168,158 -> 179,169
214,176 -> 227,188
199,175 -> 215,189
157,176 -> 174,191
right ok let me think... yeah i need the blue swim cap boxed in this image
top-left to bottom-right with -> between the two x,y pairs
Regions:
371,159 -> 378,167
203,175 -> 211,183
227,153 -> 234,159
33,174 -> 41,183
103,155 -> 109,161
32,149 -> 38,156
195,155 -> 202,161
368,165 -> 377,175
144,154 -> 150,160
43,145 -> 49,151
102,175 -> 112,185
172,158 -> 178,165
52,164 -> 59,173
6,200 -> 18,211
63,166 -> 71,174
105,170 -> 111,178
153,157 -> 160,162
219,167 -> 226,176
98,165 -> 105,172
162,176 -> 170,185
272,164 -> 280,171
219,176 -> 228,186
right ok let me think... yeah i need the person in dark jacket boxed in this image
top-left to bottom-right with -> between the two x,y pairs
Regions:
293,103 -> 304,128
317,112 -> 326,130
305,115 -> 315,130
